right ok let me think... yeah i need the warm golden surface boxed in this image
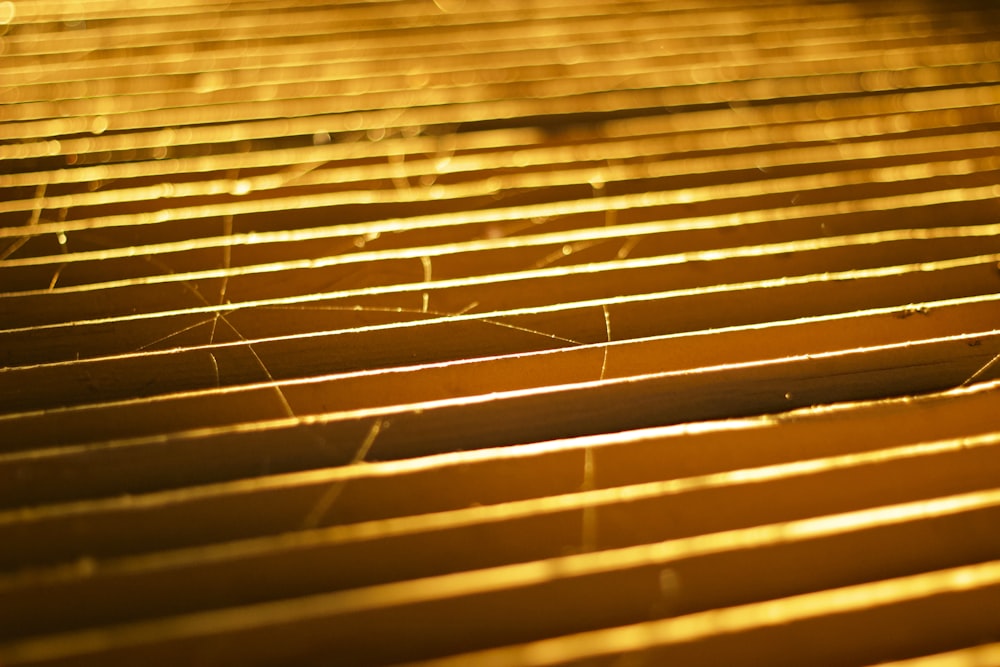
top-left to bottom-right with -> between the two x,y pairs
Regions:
1,1 -> 1000,665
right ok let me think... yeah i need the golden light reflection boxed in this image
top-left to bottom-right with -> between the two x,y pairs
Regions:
873,643 -> 1000,667
0,1 -> 14,26
421,560 -> 1000,667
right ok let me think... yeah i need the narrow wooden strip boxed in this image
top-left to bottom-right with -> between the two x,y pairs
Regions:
8,21 -> 992,108
1,485 -> 997,648
0,2 -> 872,63
1,381 -> 998,576
2,125 -> 994,222
6,220 -> 999,337
4,57 -> 997,143
3,97 -> 997,193
2,378 -> 997,532
1,293 -> 997,452
2,505 -> 999,665
2,249 -> 997,399
4,83 -> 994,163
401,560 -> 1000,667
8,37 -> 996,126
864,643 -> 1000,667
0,328 -> 996,508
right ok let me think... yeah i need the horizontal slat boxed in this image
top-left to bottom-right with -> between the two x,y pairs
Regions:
2,490 -> 999,657
402,560 -> 1000,667
2,326 -> 998,507
866,643 -> 1000,667
1,293 -> 998,452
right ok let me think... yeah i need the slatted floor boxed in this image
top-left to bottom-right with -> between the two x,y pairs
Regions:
2,0 -> 1000,665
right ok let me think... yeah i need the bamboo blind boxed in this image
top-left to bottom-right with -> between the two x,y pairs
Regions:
2,0 -> 1000,665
